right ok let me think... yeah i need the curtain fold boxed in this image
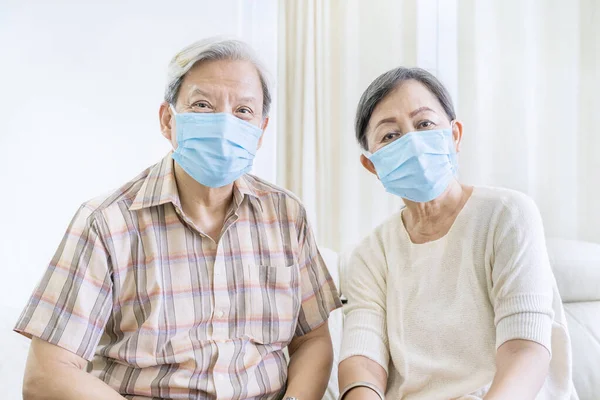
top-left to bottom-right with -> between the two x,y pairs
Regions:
278,0 -> 419,252
457,0 -> 600,242
278,0 -> 600,252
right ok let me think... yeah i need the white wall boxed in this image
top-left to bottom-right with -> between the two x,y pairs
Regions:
0,0 -> 277,395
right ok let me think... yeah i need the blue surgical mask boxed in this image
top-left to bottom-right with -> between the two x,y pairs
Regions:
170,107 -> 263,188
366,127 -> 458,202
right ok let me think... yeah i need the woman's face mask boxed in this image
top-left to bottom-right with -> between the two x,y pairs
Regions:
365,126 -> 459,202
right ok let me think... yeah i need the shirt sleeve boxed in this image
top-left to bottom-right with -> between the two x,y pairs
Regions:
339,235 -> 390,373
14,204 -> 113,361
293,206 -> 342,337
491,193 -> 555,353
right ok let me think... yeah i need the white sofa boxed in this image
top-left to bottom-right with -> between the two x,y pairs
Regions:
2,239 -> 598,399
320,238 -> 600,400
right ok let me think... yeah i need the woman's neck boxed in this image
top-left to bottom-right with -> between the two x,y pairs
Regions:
402,180 -> 473,243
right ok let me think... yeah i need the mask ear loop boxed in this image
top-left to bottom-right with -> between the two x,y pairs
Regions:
169,104 -> 178,115
448,119 -> 459,175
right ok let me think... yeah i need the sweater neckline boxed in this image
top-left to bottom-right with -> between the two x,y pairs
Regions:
399,186 -> 477,246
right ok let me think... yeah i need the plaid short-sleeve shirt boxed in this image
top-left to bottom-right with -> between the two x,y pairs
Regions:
15,153 -> 341,400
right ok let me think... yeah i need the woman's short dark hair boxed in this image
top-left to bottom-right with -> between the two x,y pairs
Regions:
355,67 -> 456,150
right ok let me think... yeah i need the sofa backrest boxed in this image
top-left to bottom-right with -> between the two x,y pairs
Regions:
546,238 -> 600,400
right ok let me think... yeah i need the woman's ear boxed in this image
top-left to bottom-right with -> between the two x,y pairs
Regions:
451,120 -> 464,153
360,154 -> 378,177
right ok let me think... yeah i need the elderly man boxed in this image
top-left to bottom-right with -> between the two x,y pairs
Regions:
15,37 -> 341,400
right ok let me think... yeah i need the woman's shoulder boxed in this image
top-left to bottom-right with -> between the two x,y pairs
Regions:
366,209 -> 407,245
472,186 -> 537,210
346,210 -> 406,263
471,186 -> 542,227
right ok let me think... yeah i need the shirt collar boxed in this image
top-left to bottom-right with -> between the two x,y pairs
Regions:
234,174 -> 259,200
129,153 -> 181,211
130,153 -> 260,212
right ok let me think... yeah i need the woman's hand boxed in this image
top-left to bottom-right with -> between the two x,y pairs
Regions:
338,356 -> 387,400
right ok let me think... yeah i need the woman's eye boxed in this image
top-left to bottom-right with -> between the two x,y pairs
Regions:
382,132 -> 400,142
417,120 -> 435,129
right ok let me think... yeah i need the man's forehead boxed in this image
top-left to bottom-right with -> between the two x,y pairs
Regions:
183,84 -> 260,102
184,60 -> 261,85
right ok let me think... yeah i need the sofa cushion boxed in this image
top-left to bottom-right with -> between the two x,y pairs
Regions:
564,302 -> 600,400
546,238 -> 600,303
318,247 -> 342,400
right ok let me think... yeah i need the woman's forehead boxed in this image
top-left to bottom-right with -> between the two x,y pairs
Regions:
372,80 -> 445,118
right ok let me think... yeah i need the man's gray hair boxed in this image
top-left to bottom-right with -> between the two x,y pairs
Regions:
164,37 -> 272,118
355,67 -> 456,150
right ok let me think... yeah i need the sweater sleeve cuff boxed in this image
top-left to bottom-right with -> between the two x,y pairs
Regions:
496,312 -> 553,353
339,310 -> 389,373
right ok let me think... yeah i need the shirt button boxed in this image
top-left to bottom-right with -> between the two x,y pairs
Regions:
216,310 -> 225,318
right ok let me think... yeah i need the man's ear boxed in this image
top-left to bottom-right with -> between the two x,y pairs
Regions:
159,102 -> 174,141
256,117 -> 269,150
451,120 -> 464,153
360,154 -> 378,177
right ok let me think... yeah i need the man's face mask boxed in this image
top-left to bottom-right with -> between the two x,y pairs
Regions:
170,106 -> 263,188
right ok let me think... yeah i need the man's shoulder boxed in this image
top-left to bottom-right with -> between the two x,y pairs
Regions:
81,166 -> 153,217
243,174 -> 305,211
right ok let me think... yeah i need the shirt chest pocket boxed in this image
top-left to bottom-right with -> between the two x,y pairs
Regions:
243,264 -> 301,345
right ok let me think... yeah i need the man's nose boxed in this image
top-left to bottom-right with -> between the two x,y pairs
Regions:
213,103 -> 234,114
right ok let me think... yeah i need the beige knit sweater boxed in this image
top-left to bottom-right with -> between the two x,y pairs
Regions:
340,187 -> 577,399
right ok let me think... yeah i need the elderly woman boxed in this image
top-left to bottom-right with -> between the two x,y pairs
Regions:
338,68 -> 577,400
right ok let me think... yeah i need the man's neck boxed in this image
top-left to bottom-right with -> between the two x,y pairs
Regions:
173,162 -> 234,239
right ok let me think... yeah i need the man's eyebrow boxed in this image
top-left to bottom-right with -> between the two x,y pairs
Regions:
187,88 -> 259,104
187,88 -> 211,97
238,95 -> 259,103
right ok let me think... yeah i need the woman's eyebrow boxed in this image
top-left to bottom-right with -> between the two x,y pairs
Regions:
374,117 -> 397,130
409,106 -> 436,118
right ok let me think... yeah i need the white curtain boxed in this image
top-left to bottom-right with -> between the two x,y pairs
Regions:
456,0 -> 600,244
278,0 -> 417,252
277,0 -> 600,252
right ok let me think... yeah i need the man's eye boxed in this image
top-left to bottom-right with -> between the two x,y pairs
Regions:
237,107 -> 253,114
192,102 -> 211,109
418,120 -> 434,129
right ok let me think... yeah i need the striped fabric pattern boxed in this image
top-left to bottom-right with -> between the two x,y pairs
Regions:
15,153 -> 341,400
